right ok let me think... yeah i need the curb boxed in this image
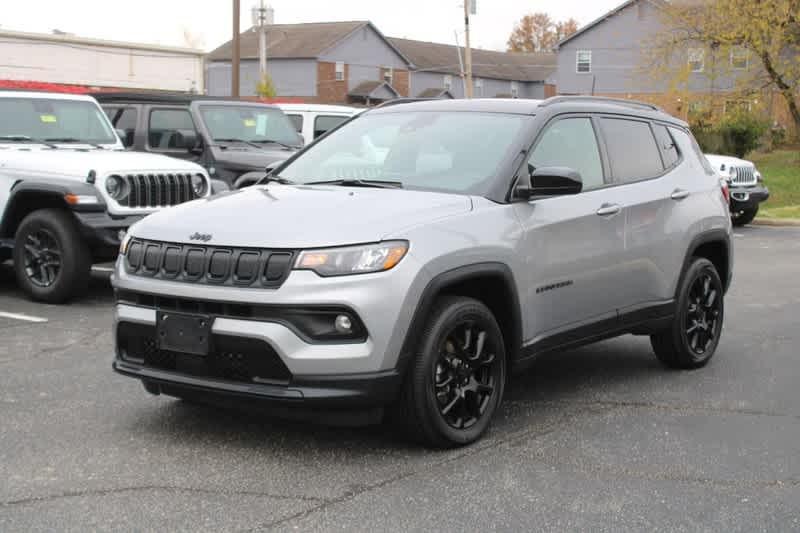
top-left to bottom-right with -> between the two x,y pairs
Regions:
753,218 -> 800,227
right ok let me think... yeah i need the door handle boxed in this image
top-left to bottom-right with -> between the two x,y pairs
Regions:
671,189 -> 690,200
596,203 -> 621,216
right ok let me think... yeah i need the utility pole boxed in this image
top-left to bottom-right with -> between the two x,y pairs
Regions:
463,0 -> 474,98
232,0 -> 241,97
252,0 -> 274,79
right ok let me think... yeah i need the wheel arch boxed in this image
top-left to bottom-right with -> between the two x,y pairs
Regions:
678,229 -> 732,296
398,262 -> 523,377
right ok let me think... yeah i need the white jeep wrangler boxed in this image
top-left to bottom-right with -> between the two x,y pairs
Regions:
0,91 -> 212,303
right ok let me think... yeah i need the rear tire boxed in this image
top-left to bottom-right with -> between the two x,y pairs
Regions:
395,296 -> 506,448
651,257 -> 724,369
12,208 -> 91,303
731,206 -> 758,226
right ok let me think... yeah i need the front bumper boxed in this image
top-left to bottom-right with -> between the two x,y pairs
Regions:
730,185 -> 769,212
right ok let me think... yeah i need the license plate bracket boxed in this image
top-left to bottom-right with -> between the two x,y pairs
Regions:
156,311 -> 212,356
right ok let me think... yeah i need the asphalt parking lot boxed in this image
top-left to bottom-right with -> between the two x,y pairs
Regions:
1,225 -> 799,532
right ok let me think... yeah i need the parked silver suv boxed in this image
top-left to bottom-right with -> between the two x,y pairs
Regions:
112,97 -> 733,447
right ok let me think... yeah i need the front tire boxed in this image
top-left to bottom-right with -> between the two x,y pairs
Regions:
12,208 -> 91,303
396,296 -> 506,448
651,257 -> 724,369
731,206 -> 758,226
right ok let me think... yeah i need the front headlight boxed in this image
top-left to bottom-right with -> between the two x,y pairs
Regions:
191,174 -> 209,196
755,170 -> 763,183
294,241 -> 409,277
106,175 -> 128,200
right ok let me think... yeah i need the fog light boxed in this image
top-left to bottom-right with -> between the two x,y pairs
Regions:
334,314 -> 353,333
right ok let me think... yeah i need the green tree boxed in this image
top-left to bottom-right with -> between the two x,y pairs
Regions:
255,73 -> 277,98
649,0 -> 800,134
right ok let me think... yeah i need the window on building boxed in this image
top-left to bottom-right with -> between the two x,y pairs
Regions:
474,77 -> 483,96
576,50 -> 592,73
688,48 -> 705,73
529,117 -> 604,190
730,46 -> 748,70
383,67 -> 393,85
148,108 -> 196,150
599,118 -> 664,182
443,74 -> 453,90
335,61 -> 345,81
510,81 -> 519,98
724,99 -> 751,114
105,106 -> 138,147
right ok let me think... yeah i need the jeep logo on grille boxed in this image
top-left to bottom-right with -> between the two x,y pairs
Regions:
189,232 -> 213,242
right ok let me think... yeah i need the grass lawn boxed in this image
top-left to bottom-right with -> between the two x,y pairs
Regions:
748,148 -> 800,219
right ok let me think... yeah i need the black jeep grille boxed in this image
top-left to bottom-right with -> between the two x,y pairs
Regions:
125,239 -> 294,288
113,173 -> 199,208
117,322 -> 292,384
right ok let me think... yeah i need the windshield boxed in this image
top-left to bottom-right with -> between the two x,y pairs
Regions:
0,98 -> 117,144
278,111 -> 529,194
199,105 -> 299,146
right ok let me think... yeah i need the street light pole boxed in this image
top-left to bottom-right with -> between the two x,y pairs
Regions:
232,0 -> 241,97
463,0 -> 473,99
253,0 -> 271,79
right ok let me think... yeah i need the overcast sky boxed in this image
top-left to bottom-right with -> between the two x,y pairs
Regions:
1,0 -> 621,52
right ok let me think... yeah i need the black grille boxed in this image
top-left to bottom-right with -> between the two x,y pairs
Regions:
113,173 -> 199,208
117,322 -> 292,384
125,239 -> 294,288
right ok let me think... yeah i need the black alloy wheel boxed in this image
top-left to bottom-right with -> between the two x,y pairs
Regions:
651,257 -> 724,369
23,228 -> 62,288
684,272 -> 722,356
434,321 -> 501,430
396,296 -> 507,448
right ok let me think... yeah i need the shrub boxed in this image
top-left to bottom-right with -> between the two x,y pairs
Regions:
717,111 -> 769,157
255,73 -> 277,98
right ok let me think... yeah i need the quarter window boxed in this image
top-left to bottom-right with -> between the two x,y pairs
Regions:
599,118 -> 664,182
652,124 -> 680,169
148,109 -> 196,150
529,117 -> 604,190
576,50 -> 592,73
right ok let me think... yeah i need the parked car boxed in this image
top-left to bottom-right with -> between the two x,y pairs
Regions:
277,103 -> 362,145
0,90 -> 212,303
705,154 -> 769,226
93,93 -> 303,190
113,96 -> 732,447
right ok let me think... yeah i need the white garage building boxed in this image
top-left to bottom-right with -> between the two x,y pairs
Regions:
0,29 -> 204,93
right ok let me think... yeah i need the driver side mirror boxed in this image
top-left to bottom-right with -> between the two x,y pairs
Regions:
515,166 -> 583,199
176,129 -> 202,154
115,128 -> 133,148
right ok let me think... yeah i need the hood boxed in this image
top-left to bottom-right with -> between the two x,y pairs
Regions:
212,145 -> 295,171
1,148 -> 205,179
705,154 -> 754,171
129,185 -> 473,249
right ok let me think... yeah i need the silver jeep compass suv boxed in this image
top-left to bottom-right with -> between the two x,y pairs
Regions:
113,97 -> 733,447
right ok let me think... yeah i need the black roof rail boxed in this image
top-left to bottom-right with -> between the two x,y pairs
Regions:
371,97 -> 439,109
540,95 -> 662,112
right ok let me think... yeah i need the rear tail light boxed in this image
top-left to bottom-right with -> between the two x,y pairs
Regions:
720,178 -> 731,205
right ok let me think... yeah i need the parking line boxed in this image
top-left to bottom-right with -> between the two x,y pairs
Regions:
0,311 -> 48,323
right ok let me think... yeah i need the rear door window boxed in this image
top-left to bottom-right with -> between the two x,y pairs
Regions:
599,118 -> 664,182
148,108 -> 196,150
314,115 -> 349,139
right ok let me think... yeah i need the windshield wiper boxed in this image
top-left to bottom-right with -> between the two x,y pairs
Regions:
250,139 -> 299,150
0,135 -> 58,149
257,174 -> 295,185
44,137 -> 105,149
306,179 -> 403,189
213,138 -> 265,150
